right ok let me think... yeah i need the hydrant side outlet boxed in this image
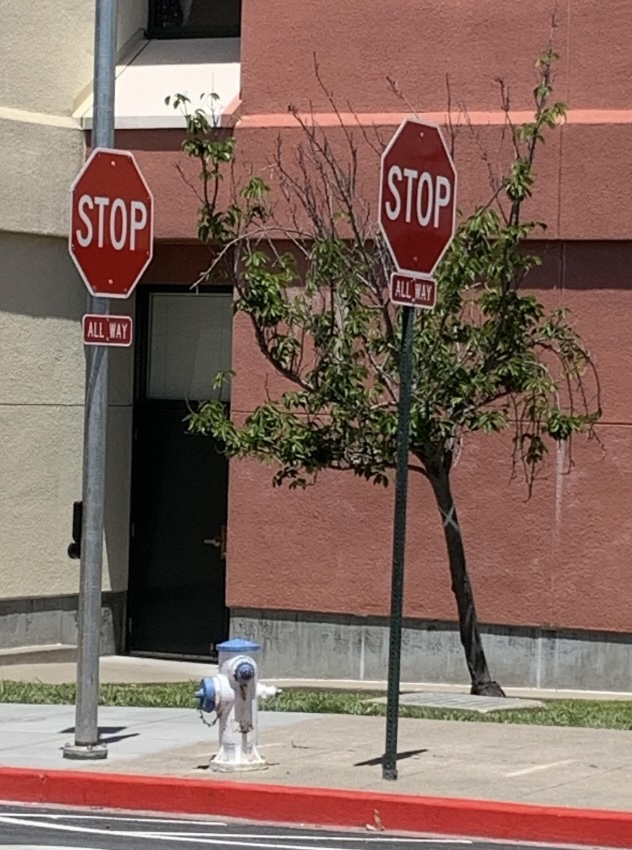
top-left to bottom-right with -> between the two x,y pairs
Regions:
196,677 -> 218,713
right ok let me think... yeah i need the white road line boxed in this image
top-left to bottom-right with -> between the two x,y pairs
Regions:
0,813 -> 227,826
505,759 -> 575,777
0,816 -> 471,847
133,835 -> 471,844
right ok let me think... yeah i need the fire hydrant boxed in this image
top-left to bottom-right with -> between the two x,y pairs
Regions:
196,638 -> 279,772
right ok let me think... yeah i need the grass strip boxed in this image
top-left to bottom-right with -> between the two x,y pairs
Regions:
1,680 -> 632,730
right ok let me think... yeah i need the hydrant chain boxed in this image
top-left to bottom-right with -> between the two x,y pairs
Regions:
198,709 -> 218,728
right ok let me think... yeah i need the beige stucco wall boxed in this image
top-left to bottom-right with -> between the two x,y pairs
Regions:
0,1 -> 147,237
0,2 -> 93,117
0,3 -> 146,612
0,232 -> 133,598
0,1 -> 145,117
0,112 -> 85,238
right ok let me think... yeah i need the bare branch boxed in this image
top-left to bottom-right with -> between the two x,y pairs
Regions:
386,75 -> 421,119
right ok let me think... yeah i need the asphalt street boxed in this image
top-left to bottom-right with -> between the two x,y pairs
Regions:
0,804 -> 620,850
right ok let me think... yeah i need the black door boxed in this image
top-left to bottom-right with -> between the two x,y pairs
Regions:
127,289 -> 232,659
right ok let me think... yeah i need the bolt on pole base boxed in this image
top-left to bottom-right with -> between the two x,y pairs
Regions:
382,763 -> 398,782
62,742 -> 108,760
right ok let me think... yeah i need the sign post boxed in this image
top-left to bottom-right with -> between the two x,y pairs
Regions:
378,117 -> 457,780
63,0 -> 153,761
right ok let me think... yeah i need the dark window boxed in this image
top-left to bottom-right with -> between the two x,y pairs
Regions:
148,0 -> 241,38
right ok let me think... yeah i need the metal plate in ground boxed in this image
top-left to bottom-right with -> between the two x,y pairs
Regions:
369,692 -> 544,713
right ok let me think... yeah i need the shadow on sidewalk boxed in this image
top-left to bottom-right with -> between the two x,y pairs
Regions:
59,725 -> 140,746
354,748 -> 427,767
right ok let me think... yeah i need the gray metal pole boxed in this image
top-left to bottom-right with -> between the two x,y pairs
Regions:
63,0 -> 118,761
383,305 -> 414,781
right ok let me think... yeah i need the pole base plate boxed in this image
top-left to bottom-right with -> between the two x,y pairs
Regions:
62,742 -> 108,760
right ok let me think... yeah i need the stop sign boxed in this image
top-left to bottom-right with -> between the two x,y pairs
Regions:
69,148 -> 154,298
378,118 -> 457,278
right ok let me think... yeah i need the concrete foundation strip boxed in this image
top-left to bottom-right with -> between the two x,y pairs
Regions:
0,767 -> 630,848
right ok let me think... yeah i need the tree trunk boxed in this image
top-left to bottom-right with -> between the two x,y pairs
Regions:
428,466 -> 505,697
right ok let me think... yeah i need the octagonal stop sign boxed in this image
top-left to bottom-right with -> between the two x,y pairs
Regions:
69,148 -> 154,298
379,117 -> 457,279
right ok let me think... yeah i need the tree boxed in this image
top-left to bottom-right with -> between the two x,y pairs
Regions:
171,46 -> 600,696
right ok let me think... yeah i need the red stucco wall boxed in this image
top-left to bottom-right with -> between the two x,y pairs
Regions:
239,0 -> 631,115
225,242 -> 632,633
123,0 -> 632,635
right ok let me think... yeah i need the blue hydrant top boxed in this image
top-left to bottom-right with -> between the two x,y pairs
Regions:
217,638 -> 261,653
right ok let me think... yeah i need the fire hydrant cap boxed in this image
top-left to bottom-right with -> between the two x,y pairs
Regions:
235,660 -> 256,682
197,677 -> 217,713
217,638 -> 261,652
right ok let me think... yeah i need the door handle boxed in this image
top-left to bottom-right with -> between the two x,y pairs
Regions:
204,524 -> 227,560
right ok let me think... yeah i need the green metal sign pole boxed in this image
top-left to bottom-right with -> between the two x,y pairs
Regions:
383,304 -> 415,781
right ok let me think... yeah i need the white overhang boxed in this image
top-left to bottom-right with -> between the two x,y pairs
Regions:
75,37 -> 240,130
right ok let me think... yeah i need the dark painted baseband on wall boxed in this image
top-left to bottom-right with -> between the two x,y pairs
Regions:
230,607 -> 632,692
0,591 -> 126,654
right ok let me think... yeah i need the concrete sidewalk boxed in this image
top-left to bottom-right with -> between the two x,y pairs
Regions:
0,654 -> 219,685
0,702 -> 630,813
1,655 -> 632,845
3,653 -> 632,701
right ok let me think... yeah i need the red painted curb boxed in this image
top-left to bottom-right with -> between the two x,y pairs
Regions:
0,767 -> 630,848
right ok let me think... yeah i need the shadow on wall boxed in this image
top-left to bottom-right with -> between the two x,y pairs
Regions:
132,36 -> 240,66
0,231 -> 85,320
502,241 -> 632,291
0,229 -> 134,624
